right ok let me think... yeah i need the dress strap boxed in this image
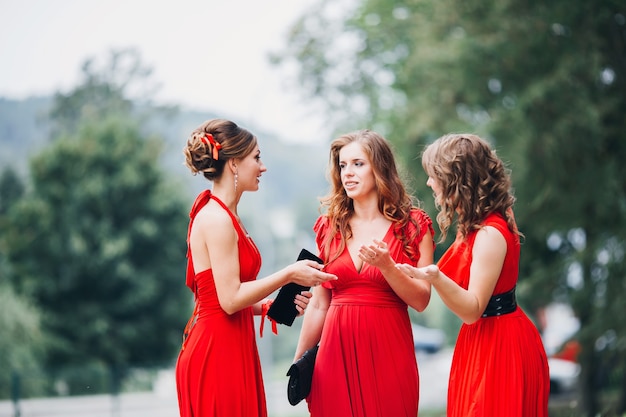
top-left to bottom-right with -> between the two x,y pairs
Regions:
185,191 -> 248,291
207,194 -> 246,237
186,190 -> 213,291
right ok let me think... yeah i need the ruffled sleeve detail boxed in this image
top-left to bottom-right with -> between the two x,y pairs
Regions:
406,208 -> 435,264
313,215 -> 337,290
414,208 -> 435,243
313,215 -> 330,262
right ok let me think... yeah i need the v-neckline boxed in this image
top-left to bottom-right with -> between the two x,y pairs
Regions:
347,223 -> 395,274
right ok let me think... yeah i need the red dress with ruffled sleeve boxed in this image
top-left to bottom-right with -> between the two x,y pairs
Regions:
307,209 -> 434,417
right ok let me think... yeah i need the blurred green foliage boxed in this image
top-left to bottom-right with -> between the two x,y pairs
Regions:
0,49 -> 190,397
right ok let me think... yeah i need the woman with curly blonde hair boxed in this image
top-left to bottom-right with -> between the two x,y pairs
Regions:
294,129 -> 435,416
397,133 -> 550,416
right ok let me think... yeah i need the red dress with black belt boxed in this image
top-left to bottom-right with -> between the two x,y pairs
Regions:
438,213 -> 549,417
176,190 -> 266,417
307,209 -> 434,417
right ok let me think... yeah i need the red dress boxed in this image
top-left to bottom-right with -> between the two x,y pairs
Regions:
176,190 -> 266,417
308,209 -> 434,417
438,213 -> 549,417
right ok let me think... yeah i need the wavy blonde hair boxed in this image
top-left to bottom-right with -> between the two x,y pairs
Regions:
421,133 -> 520,242
320,130 -> 421,262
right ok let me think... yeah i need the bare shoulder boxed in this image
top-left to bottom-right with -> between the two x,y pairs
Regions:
194,203 -> 235,237
474,226 -> 507,256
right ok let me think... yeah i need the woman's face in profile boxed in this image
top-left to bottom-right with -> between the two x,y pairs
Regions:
426,174 -> 443,205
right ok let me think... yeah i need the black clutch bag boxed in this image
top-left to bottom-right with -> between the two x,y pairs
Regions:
267,249 -> 323,326
286,344 -> 319,406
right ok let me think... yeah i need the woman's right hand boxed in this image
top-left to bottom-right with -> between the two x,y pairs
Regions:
395,263 -> 440,282
288,260 -> 337,287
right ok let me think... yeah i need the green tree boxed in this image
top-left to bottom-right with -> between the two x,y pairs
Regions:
0,285 -> 47,398
0,167 -> 47,399
3,117 -> 189,391
277,0 -> 626,414
2,48 -> 190,393
49,48 -> 168,138
0,167 -> 25,216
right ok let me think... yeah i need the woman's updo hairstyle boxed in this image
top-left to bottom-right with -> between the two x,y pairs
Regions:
183,119 -> 257,181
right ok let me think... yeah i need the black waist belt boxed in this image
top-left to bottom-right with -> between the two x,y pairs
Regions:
482,287 -> 517,317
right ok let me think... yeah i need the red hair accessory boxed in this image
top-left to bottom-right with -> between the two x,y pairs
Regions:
201,134 -> 222,160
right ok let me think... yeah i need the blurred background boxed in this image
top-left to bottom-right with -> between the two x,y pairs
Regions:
1,0 -> 624,416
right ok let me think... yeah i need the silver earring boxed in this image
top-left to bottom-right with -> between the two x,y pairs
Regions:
234,172 -> 238,192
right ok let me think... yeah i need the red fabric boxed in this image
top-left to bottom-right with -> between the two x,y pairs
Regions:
184,189 -> 212,292
554,340 -> 581,362
176,191 -> 266,417
438,213 -> 550,417
260,300 -> 278,337
307,209 -> 433,417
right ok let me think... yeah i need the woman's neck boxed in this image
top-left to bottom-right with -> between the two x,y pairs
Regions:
211,181 -> 240,214
351,197 -> 383,222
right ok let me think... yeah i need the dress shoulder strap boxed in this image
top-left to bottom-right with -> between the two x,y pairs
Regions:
208,194 -> 247,238
185,191 -> 248,291
186,190 -> 212,291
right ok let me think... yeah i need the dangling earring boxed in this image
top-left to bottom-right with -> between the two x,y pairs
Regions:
234,171 -> 238,192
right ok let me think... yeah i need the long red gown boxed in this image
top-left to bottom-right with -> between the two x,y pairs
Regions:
176,190 -> 266,417
307,209 -> 434,417
438,213 -> 549,417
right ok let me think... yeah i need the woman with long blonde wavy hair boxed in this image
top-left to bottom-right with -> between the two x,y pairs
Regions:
294,129 -> 435,416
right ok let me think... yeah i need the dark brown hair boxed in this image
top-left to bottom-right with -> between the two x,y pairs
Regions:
183,119 -> 257,181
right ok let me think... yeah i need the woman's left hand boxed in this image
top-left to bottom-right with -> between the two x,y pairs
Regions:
294,290 -> 313,316
358,239 -> 393,268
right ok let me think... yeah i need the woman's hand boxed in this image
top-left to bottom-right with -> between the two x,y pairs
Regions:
395,263 -> 440,282
294,290 -> 313,316
358,239 -> 394,269
288,260 -> 337,287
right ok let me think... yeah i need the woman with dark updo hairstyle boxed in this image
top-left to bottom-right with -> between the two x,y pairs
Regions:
176,119 -> 336,417
396,133 -> 550,416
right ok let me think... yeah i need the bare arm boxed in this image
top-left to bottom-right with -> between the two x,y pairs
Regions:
251,291 -> 312,316
359,230 -> 434,312
395,226 -> 506,324
193,207 -> 336,315
293,285 -> 331,360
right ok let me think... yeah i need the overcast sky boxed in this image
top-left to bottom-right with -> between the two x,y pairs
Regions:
0,0 -> 330,143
